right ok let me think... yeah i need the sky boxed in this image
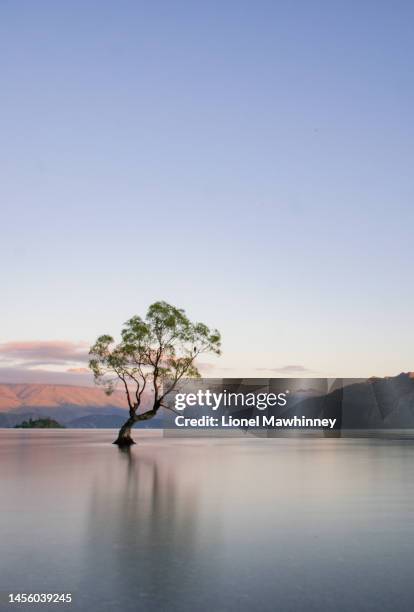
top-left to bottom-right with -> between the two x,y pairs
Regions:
1,0 -> 413,383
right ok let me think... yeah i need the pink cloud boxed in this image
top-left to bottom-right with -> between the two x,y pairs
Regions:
0,340 -> 89,365
255,365 -> 314,374
0,366 -> 94,386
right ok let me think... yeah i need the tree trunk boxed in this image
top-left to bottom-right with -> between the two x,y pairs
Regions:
113,415 -> 137,446
113,401 -> 162,447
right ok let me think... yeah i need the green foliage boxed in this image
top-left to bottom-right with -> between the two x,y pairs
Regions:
15,418 -> 65,429
89,301 -> 221,415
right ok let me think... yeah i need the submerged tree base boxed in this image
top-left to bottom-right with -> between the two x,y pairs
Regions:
113,436 -> 136,447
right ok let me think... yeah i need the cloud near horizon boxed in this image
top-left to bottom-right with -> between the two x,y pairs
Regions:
0,340 -> 92,384
0,366 -> 94,386
255,365 -> 314,374
0,343 -> 314,385
0,340 -> 89,366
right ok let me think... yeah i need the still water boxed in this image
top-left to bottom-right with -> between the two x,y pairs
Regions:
1,430 -> 414,611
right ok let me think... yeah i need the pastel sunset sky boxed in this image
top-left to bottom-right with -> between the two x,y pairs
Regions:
1,1 -> 413,384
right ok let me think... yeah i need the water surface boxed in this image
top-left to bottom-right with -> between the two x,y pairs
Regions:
1,430 -> 414,611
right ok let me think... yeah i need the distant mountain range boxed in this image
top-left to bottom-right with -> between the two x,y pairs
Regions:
0,383 -> 134,428
227,373 -> 414,432
0,382 -> 167,428
0,383 -> 128,411
2,375 -> 414,430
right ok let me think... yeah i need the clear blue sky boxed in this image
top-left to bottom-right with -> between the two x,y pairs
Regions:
1,1 -> 413,381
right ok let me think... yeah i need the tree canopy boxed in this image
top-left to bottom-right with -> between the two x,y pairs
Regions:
89,301 -> 221,445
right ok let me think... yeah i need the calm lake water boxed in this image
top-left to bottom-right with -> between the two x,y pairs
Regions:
1,430 -> 414,611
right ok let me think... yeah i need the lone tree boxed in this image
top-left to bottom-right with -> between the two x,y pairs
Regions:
89,301 -> 221,446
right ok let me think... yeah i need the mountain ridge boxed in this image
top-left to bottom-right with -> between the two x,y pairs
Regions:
0,382 -> 129,412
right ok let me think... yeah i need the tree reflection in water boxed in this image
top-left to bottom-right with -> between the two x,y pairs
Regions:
78,444 -> 211,611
